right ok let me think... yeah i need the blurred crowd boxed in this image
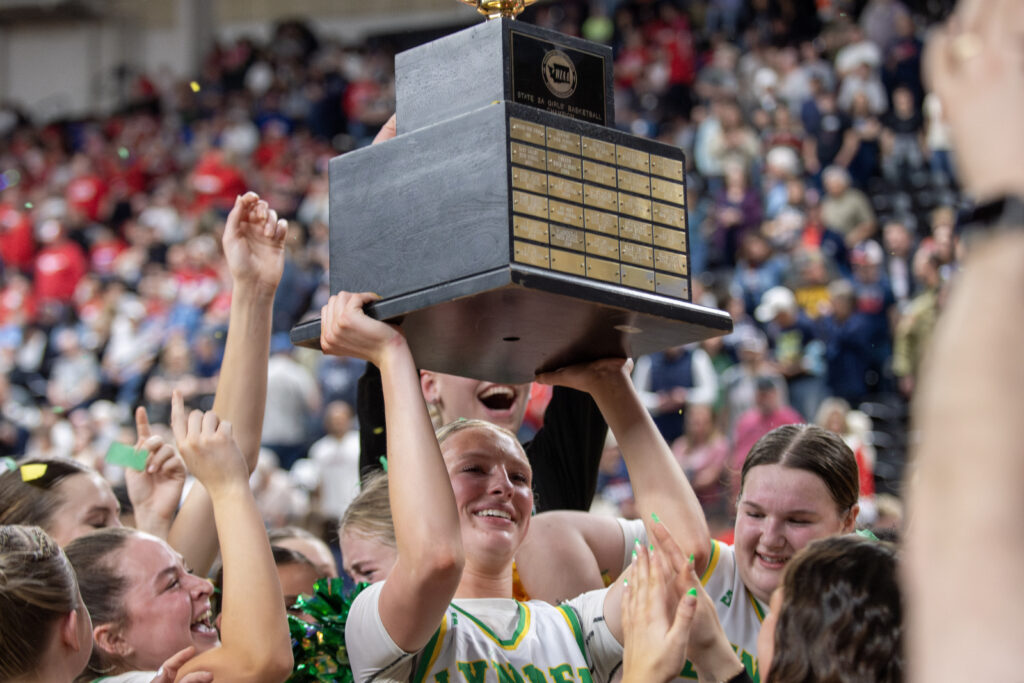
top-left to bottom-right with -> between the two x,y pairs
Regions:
0,0 -> 959,537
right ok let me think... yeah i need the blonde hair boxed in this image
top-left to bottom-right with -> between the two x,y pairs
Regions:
0,525 -> 80,680
339,472 -> 395,547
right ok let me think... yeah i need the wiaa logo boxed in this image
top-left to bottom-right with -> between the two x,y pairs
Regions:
541,50 -> 577,98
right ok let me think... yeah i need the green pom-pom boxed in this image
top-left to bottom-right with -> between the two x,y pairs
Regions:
285,578 -> 370,682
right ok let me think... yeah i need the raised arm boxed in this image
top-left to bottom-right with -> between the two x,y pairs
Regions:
321,292 -> 463,652
168,192 -> 287,574
170,391 -> 292,683
537,359 -> 712,642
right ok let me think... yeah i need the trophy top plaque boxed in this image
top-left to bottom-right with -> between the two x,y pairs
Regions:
459,0 -> 537,19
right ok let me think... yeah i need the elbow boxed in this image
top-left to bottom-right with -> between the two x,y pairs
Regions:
240,642 -> 293,683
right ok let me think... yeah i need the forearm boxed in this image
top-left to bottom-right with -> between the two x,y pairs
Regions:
199,484 -> 291,678
379,340 -> 462,569
213,286 -> 275,468
169,287 -> 275,574
591,377 -> 711,571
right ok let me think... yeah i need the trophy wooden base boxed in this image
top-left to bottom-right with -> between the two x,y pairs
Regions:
291,265 -> 731,384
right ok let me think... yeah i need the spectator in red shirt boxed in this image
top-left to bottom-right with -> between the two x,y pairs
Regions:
31,219 -> 88,306
64,154 -> 110,223
730,375 -> 803,492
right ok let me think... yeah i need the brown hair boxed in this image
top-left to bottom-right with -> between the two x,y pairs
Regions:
766,535 -> 902,683
0,457 -> 93,534
739,424 -> 859,514
64,526 -> 136,680
0,525 -> 80,680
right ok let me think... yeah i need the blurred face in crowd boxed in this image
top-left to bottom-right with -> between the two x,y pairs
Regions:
734,465 -> 856,604
48,472 -> 122,546
275,536 -> 338,578
420,371 -> 531,435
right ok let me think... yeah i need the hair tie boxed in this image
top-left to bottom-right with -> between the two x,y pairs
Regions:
20,463 -> 47,482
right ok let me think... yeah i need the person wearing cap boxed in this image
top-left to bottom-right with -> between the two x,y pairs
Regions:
754,285 -> 827,421
849,239 -> 897,394
728,374 -> 802,495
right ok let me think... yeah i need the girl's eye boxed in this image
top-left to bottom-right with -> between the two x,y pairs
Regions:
746,511 -> 765,519
511,472 -> 529,484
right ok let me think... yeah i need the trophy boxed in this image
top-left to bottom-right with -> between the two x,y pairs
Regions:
291,2 -> 732,383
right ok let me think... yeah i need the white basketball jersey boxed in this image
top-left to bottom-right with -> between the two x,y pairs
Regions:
673,540 -> 765,682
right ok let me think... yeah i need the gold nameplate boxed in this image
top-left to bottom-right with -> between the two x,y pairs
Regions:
587,257 -> 621,284
584,185 -> 618,212
546,127 -> 581,155
583,160 -> 617,188
652,202 -> 686,229
549,200 -> 584,228
550,248 -> 585,275
512,168 -> 548,195
513,216 -> 549,243
510,118 -> 546,146
585,232 -> 619,260
651,178 -> 685,205
650,154 -> 684,181
547,151 -> 582,179
549,176 -> 583,203
549,225 -> 584,252
511,142 -> 546,171
585,208 -> 618,236
620,242 -> 654,267
653,225 -> 687,252
513,191 -> 548,219
618,169 -> 651,196
655,249 -> 688,275
616,146 -> 650,173
655,273 -> 689,299
621,264 -> 655,291
581,137 -> 615,163
619,217 -> 653,244
513,240 -> 549,268
619,193 -> 652,221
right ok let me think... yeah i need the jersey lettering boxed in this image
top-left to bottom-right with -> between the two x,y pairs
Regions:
434,672 -> 451,683
493,661 -> 526,683
457,660 -> 488,682
522,664 -> 550,682
549,663 -> 575,682
721,589 -> 733,607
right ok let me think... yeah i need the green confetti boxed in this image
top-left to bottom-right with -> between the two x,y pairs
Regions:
106,442 -> 148,471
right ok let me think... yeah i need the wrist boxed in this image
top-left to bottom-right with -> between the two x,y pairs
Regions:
230,283 -> 277,306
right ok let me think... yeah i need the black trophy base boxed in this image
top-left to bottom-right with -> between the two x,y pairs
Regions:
291,264 -> 732,384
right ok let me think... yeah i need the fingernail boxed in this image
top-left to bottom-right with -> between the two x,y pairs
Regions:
649,544 -> 654,552
687,587 -> 697,597
623,577 -> 628,586
631,549 -> 637,561
689,553 -> 694,564
651,512 -> 661,523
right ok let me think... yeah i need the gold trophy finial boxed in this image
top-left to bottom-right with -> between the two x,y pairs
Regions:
459,0 -> 537,20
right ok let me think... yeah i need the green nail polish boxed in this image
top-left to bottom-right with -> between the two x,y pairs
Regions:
649,544 -> 654,552
631,549 -> 637,560
689,553 -> 694,564
624,578 -> 628,586
687,587 -> 697,597
651,512 -> 661,523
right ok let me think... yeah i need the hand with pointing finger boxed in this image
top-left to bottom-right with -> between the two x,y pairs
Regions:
127,406 -> 187,540
170,390 -> 248,496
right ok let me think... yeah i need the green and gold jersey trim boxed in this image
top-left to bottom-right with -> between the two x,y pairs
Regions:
450,601 -> 532,650
413,616 -> 450,683
700,539 -> 720,586
748,593 -> 766,623
556,604 -> 587,662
